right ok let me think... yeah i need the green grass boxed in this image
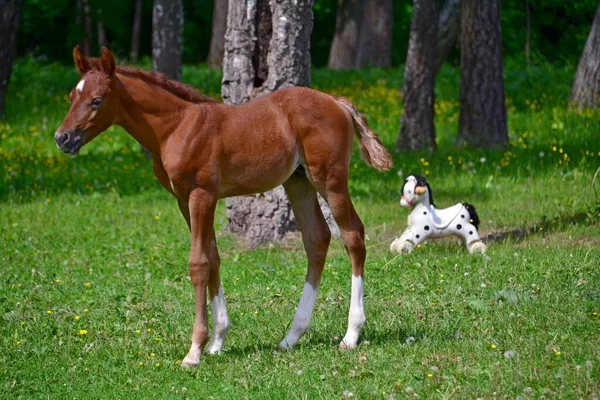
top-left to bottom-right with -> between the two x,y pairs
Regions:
0,58 -> 599,398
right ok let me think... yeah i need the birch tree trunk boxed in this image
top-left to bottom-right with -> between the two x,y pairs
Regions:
0,0 -> 22,119
355,0 -> 392,68
328,0 -> 362,69
207,0 -> 228,69
222,0 -> 335,246
457,0 -> 508,148
570,3 -> 600,109
396,0 -> 439,151
152,0 -> 183,80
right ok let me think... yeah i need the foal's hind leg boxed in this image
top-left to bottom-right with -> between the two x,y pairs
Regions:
279,173 -> 331,349
325,183 -> 367,349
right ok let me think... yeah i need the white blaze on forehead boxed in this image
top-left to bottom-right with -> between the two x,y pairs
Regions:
76,79 -> 85,93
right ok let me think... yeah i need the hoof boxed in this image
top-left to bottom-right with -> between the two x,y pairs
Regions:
339,340 -> 357,350
390,239 -> 414,254
469,241 -> 487,254
180,358 -> 199,368
278,339 -> 294,350
206,342 -> 223,355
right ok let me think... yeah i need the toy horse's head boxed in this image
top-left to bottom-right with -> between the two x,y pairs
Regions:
400,174 -> 434,208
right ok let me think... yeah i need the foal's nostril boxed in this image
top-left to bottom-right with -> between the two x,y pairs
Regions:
55,131 -> 70,146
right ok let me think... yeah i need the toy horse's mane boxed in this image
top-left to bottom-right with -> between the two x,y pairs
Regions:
403,174 -> 435,206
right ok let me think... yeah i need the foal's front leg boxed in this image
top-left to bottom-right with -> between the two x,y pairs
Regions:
181,188 -> 218,368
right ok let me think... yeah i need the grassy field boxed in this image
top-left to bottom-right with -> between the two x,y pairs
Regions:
1,58 -> 599,399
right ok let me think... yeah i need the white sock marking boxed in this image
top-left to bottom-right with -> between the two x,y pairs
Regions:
341,275 -> 365,348
207,286 -> 230,354
76,79 -> 85,93
279,281 -> 318,349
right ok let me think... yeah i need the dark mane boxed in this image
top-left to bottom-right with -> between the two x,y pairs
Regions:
117,66 -> 218,104
85,58 -> 218,104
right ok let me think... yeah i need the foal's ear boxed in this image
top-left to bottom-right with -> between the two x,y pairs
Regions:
73,45 -> 92,74
100,47 -> 116,77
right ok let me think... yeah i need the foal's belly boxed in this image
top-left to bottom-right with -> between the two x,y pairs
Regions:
218,147 -> 299,198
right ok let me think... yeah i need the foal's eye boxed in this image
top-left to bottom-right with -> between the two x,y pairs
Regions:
91,97 -> 103,108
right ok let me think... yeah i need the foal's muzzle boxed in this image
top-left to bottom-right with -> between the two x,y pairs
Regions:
55,128 -> 84,154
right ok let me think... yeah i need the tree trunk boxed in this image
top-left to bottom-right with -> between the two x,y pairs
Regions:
570,3 -> 600,109
130,0 -> 143,63
96,9 -> 107,51
458,0 -> 508,148
207,0 -> 228,69
152,0 -> 183,81
328,0 -> 362,70
355,0 -> 392,68
82,0 -> 93,56
525,0 -> 530,66
396,0 -> 439,151
433,0 -> 461,75
0,0 -> 22,119
222,0 -> 335,246
252,0 -> 272,90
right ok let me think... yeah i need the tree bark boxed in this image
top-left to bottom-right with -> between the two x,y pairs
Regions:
355,0 -> 392,68
207,0 -> 228,70
570,3 -> 600,109
152,0 -> 183,81
328,0 -> 362,69
525,0 -> 530,66
252,0 -> 272,89
433,0 -> 461,75
96,9 -> 107,51
222,0 -> 335,246
396,0 -> 439,151
458,0 -> 508,148
82,0 -> 93,56
130,0 -> 143,63
0,0 -> 22,119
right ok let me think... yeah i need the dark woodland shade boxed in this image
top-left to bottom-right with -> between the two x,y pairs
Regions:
0,0 -> 23,118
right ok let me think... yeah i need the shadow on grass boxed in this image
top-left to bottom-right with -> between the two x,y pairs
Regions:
483,208 -> 598,244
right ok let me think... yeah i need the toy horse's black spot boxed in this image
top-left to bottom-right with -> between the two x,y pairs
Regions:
456,224 -> 462,230
416,234 -> 420,239
461,214 -> 465,218
424,225 -> 430,231
469,231 -> 473,235
423,211 -> 427,215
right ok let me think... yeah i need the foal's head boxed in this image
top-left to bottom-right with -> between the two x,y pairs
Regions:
400,174 -> 434,208
55,46 -> 118,154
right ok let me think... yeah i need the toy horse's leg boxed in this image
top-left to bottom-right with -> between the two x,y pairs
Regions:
390,226 -> 429,254
461,223 -> 487,254
181,188 -> 218,367
279,172 -> 331,349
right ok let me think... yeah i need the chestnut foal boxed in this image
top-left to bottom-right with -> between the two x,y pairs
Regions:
55,46 -> 393,367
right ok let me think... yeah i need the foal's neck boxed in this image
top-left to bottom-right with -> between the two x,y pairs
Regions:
113,74 -> 196,158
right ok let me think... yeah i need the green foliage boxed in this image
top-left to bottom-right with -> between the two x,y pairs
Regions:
16,0 -> 600,66
1,60 -> 599,397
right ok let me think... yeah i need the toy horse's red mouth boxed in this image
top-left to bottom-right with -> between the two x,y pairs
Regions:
402,195 -> 414,206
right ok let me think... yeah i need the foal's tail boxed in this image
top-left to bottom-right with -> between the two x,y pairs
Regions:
335,97 -> 394,171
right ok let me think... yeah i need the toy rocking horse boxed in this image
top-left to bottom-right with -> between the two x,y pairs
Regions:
390,175 -> 487,254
